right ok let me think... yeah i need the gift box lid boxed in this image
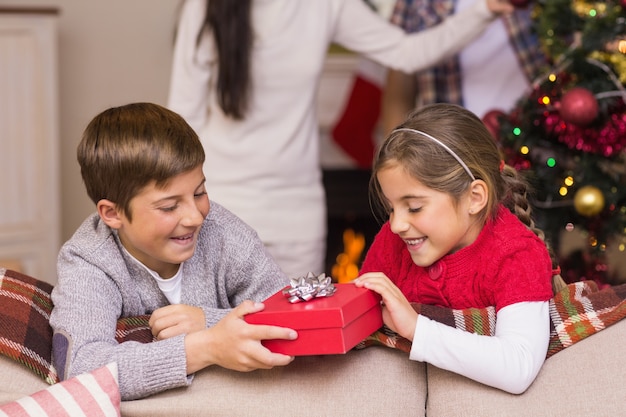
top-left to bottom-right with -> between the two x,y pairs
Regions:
245,283 -> 381,329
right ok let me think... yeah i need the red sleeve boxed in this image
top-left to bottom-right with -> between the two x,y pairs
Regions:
492,234 -> 554,311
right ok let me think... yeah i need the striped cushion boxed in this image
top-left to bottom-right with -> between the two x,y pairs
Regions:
0,362 -> 120,416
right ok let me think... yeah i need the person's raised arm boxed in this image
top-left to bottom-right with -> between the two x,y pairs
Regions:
334,0 -> 514,74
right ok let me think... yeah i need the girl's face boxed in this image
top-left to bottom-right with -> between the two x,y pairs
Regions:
377,164 -> 482,267
116,165 -> 210,278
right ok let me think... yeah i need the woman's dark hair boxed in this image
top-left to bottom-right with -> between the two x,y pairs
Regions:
200,0 -> 253,120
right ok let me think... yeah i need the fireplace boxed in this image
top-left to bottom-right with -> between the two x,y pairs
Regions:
323,169 -> 380,281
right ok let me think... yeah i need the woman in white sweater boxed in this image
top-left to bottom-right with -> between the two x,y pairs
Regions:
167,0 -> 514,279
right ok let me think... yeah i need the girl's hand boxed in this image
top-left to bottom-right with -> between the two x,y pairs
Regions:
353,272 -> 418,341
149,304 -> 206,340
486,0 -> 515,15
184,300 -> 297,375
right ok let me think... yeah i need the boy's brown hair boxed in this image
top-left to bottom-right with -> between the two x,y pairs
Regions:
78,102 -> 205,220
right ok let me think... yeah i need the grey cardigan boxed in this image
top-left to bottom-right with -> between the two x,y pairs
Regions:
50,202 -> 289,400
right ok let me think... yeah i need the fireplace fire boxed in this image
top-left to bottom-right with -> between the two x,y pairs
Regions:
331,228 -> 365,283
323,169 -> 379,282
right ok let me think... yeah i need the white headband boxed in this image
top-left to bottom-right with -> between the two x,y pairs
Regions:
391,128 -> 476,181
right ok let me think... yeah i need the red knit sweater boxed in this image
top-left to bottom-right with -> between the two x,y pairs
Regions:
360,205 -> 553,311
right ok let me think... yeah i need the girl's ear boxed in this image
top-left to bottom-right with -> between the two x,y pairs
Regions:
97,199 -> 123,229
468,180 -> 488,215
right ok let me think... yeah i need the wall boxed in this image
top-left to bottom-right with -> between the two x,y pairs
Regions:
0,0 -> 180,242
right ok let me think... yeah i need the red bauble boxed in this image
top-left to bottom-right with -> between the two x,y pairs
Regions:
482,109 -> 506,141
558,87 -> 599,126
510,0 -> 531,8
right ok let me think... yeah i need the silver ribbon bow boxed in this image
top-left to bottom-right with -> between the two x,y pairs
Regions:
282,272 -> 337,303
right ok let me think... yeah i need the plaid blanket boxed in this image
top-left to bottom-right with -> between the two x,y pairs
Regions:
109,280 -> 626,359
116,316 -> 154,344
0,269 -> 154,385
356,280 -> 626,358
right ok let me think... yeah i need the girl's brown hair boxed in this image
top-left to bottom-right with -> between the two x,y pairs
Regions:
371,103 -> 565,292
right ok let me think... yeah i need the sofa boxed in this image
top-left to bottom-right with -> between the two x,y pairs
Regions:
2,268 -> 626,417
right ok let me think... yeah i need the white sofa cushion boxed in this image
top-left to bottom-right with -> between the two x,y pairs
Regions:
121,346 -> 427,417
426,318 -> 626,416
0,355 -> 49,404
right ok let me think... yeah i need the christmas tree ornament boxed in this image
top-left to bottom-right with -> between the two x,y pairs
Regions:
481,109 -> 506,141
496,0 -> 626,286
573,185 -> 605,217
558,87 -> 599,126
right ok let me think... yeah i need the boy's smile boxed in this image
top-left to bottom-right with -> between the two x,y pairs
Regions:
114,166 -> 210,278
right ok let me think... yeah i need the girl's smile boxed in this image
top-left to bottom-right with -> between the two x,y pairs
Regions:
404,237 -> 426,252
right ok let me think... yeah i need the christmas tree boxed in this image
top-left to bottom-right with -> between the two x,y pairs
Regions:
492,0 -> 626,285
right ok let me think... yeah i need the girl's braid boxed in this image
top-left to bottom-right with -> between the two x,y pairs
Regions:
501,165 -> 566,294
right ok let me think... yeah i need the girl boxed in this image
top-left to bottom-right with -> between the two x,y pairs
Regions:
354,103 -> 563,394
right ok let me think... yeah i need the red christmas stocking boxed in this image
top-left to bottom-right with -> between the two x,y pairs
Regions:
331,59 -> 385,169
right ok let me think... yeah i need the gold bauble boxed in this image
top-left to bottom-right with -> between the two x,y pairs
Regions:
573,185 -> 605,217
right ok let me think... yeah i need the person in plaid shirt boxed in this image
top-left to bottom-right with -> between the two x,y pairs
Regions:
382,0 -> 547,133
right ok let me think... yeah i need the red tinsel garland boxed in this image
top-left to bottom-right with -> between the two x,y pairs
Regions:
544,110 -> 626,157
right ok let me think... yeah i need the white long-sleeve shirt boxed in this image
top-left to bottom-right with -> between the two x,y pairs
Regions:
168,0 -> 496,246
412,301 -> 550,394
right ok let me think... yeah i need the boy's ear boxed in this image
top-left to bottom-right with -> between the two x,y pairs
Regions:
97,199 -> 123,229
468,180 -> 488,214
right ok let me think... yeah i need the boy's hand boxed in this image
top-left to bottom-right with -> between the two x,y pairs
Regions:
149,304 -> 206,340
353,272 -> 418,341
486,0 -> 515,15
184,300 -> 297,375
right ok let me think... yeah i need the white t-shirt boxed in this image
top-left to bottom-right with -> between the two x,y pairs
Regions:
458,0 -> 529,118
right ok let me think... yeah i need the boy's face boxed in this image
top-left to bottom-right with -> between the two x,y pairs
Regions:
116,165 -> 209,278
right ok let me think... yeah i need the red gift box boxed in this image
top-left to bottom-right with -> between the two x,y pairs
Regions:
244,283 -> 382,356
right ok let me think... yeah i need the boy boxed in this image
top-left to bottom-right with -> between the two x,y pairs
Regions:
50,103 -> 297,400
